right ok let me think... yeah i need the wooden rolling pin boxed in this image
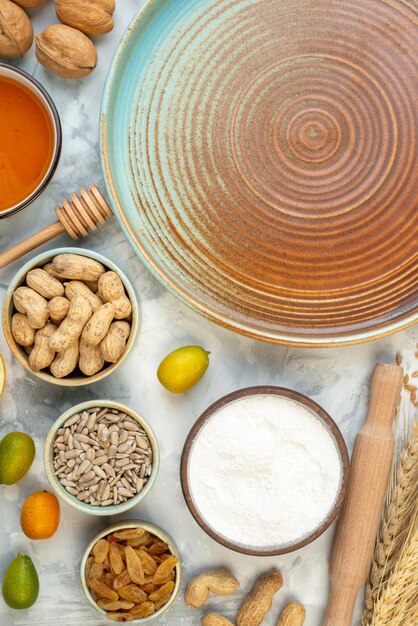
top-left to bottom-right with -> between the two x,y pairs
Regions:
322,363 -> 404,626
0,185 -> 113,270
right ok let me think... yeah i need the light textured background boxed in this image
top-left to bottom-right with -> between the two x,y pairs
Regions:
0,2 -> 417,625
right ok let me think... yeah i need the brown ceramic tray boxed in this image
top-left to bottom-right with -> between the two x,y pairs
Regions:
180,386 -> 349,555
102,0 -> 418,346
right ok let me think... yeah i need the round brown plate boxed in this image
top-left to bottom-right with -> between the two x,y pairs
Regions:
101,0 -> 418,346
180,387 -> 349,555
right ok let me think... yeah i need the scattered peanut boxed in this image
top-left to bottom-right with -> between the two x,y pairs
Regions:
79,339 -> 104,376
237,571 -> 283,626
50,339 -> 79,378
82,302 -> 115,346
11,313 -> 36,347
26,268 -> 64,299
276,602 -> 305,626
52,253 -> 106,282
100,321 -> 130,363
13,286 -> 49,329
48,296 -> 70,325
203,614 -> 235,626
49,295 -> 92,351
185,570 -> 240,608
28,323 -> 56,371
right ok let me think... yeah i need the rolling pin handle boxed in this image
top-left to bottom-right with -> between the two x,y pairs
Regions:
322,582 -> 359,626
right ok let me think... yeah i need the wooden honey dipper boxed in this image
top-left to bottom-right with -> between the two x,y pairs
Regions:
0,185 -> 113,270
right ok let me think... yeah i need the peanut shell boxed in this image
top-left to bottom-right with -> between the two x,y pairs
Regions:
64,280 -> 102,311
13,287 -> 49,329
50,339 -> 79,378
79,339 -> 104,376
11,313 -> 36,347
276,602 -> 305,626
26,268 -> 64,299
29,323 -> 57,371
203,614 -> 235,626
49,295 -> 92,351
48,296 -> 70,325
237,571 -> 283,626
185,569 -> 240,608
82,302 -> 115,346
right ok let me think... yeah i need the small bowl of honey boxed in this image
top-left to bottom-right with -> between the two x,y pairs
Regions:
0,63 -> 61,219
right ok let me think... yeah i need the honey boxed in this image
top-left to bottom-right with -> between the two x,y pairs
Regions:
0,75 -> 55,213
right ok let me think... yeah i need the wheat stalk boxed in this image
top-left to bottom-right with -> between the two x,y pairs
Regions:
368,508 -> 418,626
362,420 -> 418,624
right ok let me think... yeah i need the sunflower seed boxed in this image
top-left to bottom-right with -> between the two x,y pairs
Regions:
64,414 -> 80,428
64,449 -> 80,459
54,407 -> 153,507
119,430 -> 129,444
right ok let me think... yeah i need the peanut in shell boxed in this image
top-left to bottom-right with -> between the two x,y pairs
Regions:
276,602 -> 305,626
237,571 -> 283,626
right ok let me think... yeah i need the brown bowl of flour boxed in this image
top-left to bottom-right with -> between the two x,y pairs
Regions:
181,386 -> 349,556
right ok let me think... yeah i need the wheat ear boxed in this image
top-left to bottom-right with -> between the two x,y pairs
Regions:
368,508 -> 418,626
362,421 -> 418,624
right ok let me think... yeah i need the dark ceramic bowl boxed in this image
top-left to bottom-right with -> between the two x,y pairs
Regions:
181,386 -> 349,556
0,63 -> 61,219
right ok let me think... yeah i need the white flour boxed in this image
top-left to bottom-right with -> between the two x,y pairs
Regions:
188,394 -> 342,548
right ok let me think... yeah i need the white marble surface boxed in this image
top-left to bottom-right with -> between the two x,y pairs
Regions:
0,2 -> 417,625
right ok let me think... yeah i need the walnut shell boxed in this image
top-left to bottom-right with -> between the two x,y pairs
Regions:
55,0 -> 114,36
14,0 -> 48,7
35,24 -> 97,79
0,0 -> 33,59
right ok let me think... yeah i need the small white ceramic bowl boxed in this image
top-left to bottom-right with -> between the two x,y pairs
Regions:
44,401 -> 159,516
0,63 -> 61,219
2,247 -> 139,386
80,520 -> 182,622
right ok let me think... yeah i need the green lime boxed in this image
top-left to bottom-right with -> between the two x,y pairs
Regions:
157,345 -> 210,393
0,432 -> 35,485
2,553 -> 39,609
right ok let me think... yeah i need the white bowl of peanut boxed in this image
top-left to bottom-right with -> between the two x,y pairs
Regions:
2,247 -> 139,386
80,520 -> 182,623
